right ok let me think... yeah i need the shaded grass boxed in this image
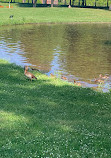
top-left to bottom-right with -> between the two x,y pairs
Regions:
0,3 -> 111,26
0,59 -> 111,157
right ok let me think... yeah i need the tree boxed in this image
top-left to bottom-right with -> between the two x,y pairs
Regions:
82,0 -> 84,6
51,0 -> 54,7
32,0 -> 37,7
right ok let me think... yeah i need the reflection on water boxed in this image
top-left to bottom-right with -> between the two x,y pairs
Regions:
0,24 -> 111,92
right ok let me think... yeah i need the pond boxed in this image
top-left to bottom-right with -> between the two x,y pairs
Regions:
0,23 -> 111,92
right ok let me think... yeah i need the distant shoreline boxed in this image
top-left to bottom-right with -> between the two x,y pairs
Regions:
0,4 -> 111,26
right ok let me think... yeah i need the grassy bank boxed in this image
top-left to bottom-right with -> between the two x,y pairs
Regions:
0,2 -> 111,26
0,59 -> 111,157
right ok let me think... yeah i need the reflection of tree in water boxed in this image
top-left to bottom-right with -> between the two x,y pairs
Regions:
0,24 -> 111,83
19,25 -> 65,71
0,25 -> 64,71
58,24 -> 111,80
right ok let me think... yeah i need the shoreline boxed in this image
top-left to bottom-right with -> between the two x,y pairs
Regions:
1,21 -> 111,27
0,59 -> 111,157
0,5 -> 111,26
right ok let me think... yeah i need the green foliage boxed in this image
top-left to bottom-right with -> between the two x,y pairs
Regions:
0,0 -> 111,6
0,59 -> 111,157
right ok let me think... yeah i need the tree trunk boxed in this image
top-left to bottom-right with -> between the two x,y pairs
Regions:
107,0 -> 108,7
95,0 -> 96,7
78,0 -> 80,6
82,0 -> 84,6
23,0 -> 26,3
85,0 -> 86,6
51,0 -> 54,7
63,0 -> 66,5
33,0 -> 37,7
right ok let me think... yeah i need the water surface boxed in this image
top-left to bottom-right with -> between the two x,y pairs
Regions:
0,23 -> 111,92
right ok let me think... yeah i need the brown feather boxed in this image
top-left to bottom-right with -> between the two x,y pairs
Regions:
24,66 -> 37,81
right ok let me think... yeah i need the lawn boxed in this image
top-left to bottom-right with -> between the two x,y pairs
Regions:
0,3 -> 111,157
0,59 -> 111,157
0,2 -> 111,26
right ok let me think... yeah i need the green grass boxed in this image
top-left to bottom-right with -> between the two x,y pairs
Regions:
0,3 -> 111,157
0,2 -> 111,26
0,59 -> 111,157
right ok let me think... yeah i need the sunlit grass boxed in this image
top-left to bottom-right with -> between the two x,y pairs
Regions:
0,3 -> 111,26
0,59 -> 111,157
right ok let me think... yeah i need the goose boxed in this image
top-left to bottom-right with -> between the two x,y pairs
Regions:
61,76 -> 67,80
94,78 -> 104,83
99,74 -> 109,80
24,66 -> 37,81
50,73 -> 55,77
74,80 -> 81,86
